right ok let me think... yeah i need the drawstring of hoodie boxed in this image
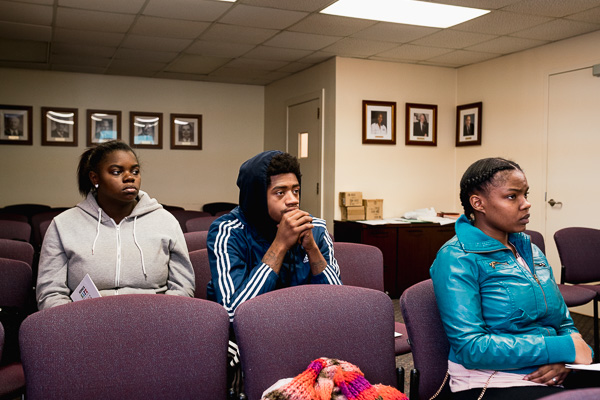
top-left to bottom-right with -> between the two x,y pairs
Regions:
133,216 -> 147,279
92,208 -> 102,255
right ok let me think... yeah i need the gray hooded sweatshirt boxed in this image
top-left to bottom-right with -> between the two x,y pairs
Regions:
36,190 -> 195,310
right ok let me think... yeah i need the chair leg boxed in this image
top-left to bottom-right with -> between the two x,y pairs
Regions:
396,366 -> 405,393
410,368 -> 420,400
594,298 -> 599,363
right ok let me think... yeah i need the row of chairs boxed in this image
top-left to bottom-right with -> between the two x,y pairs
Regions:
13,285 -> 401,400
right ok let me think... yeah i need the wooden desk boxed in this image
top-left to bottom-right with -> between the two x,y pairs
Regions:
334,220 -> 455,298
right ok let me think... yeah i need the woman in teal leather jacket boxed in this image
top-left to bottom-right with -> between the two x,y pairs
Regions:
430,158 -> 593,400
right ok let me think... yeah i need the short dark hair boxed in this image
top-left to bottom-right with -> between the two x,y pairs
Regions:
459,157 -> 522,219
77,140 -> 138,197
266,153 -> 302,187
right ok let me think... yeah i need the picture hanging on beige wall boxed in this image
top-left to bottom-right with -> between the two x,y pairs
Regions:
362,100 -> 396,145
456,102 -> 482,146
41,107 -> 78,147
130,111 -> 163,149
0,104 -> 32,145
87,109 -> 121,146
170,113 -> 202,150
405,103 -> 437,146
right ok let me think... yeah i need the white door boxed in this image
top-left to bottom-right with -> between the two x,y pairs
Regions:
287,97 -> 322,217
546,67 -> 600,315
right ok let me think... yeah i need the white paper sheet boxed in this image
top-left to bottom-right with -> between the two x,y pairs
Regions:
70,273 -> 101,302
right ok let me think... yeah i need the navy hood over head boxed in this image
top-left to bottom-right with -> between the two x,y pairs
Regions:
236,150 -> 283,241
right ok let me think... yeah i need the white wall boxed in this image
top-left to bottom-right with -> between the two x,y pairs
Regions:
335,58 -> 458,220
0,68 -> 265,210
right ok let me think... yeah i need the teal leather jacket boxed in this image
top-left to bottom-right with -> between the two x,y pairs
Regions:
430,215 -> 578,374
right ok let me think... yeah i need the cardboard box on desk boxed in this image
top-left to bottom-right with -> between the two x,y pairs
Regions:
339,192 -> 362,207
363,199 -> 383,220
341,206 -> 365,221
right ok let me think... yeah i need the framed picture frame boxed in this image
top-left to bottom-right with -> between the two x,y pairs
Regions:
362,100 -> 396,144
405,103 -> 437,146
86,109 -> 121,146
41,107 -> 78,146
456,102 -> 482,146
0,104 -> 33,145
170,113 -> 202,150
130,111 -> 163,149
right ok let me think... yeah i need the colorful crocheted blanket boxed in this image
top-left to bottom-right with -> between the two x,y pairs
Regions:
261,357 -> 409,400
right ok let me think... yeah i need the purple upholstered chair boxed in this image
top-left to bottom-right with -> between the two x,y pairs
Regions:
189,249 -> 210,300
233,284 -> 400,400
333,242 -> 411,357
0,220 -> 31,242
19,294 -> 230,400
167,209 -> 211,233
0,258 -> 32,310
30,208 -> 68,250
400,279 -> 451,400
185,216 -> 218,233
184,231 -> 208,252
554,227 -> 600,362
0,238 -> 34,267
539,388 -> 600,399
0,323 -> 25,399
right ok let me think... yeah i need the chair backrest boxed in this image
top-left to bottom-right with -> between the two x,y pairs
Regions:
19,294 -> 229,400
0,258 -> 32,309
524,229 -> 545,254
554,227 -> 600,284
168,209 -> 211,233
185,216 -> 218,233
202,202 -> 237,216
39,219 -> 52,243
400,279 -> 451,400
333,242 -> 384,291
0,213 -> 29,223
184,230 -> 208,252
0,204 -> 51,223
233,285 -> 397,400
0,220 -> 31,242
189,249 -> 210,300
0,239 -> 34,267
538,388 -> 600,400
30,209 -> 67,250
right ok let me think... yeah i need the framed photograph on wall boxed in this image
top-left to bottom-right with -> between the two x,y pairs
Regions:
130,111 -> 163,149
87,109 -> 121,146
170,113 -> 202,150
362,100 -> 396,144
0,104 -> 33,145
41,107 -> 78,146
456,102 -> 482,146
405,103 -> 437,146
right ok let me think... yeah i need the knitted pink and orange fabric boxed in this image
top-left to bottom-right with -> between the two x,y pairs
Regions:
261,357 -> 409,400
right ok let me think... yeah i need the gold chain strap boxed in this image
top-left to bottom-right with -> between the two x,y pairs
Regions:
428,369 -> 497,400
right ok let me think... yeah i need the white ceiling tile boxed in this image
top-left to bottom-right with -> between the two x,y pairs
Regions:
567,6 -> 600,24
351,22 -> 440,43
375,44 -> 453,61
0,1 -> 53,25
411,30 -> 497,49
277,61 -> 313,73
263,31 -> 341,51
114,48 -> 178,63
322,37 -> 399,57
219,4 -> 308,30
0,21 -> 52,41
289,13 -> 377,36
186,41 -> 255,57
502,0 -> 600,18
58,0 -> 146,14
465,35 -> 548,53
200,23 -> 278,45
52,43 -> 117,58
56,8 -> 136,33
426,49 -> 500,65
107,58 -> 167,71
54,28 -> 125,47
238,0 -> 334,12
130,16 -> 210,39
452,10 -> 552,35
512,18 -> 600,41
0,38 -> 47,62
143,0 -> 232,22
50,53 -> 111,67
298,51 -> 335,64
225,57 -> 289,71
243,45 -> 312,61
166,54 -> 231,74
120,35 -> 193,52
51,64 -> 107,74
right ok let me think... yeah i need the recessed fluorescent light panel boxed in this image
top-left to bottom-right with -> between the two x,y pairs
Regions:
321,0 -> 489,29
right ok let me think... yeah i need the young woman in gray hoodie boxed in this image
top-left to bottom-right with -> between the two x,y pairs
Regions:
36,140 -> 195,310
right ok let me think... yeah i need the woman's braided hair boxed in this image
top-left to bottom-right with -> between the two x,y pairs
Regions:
459,157 -> 522,219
